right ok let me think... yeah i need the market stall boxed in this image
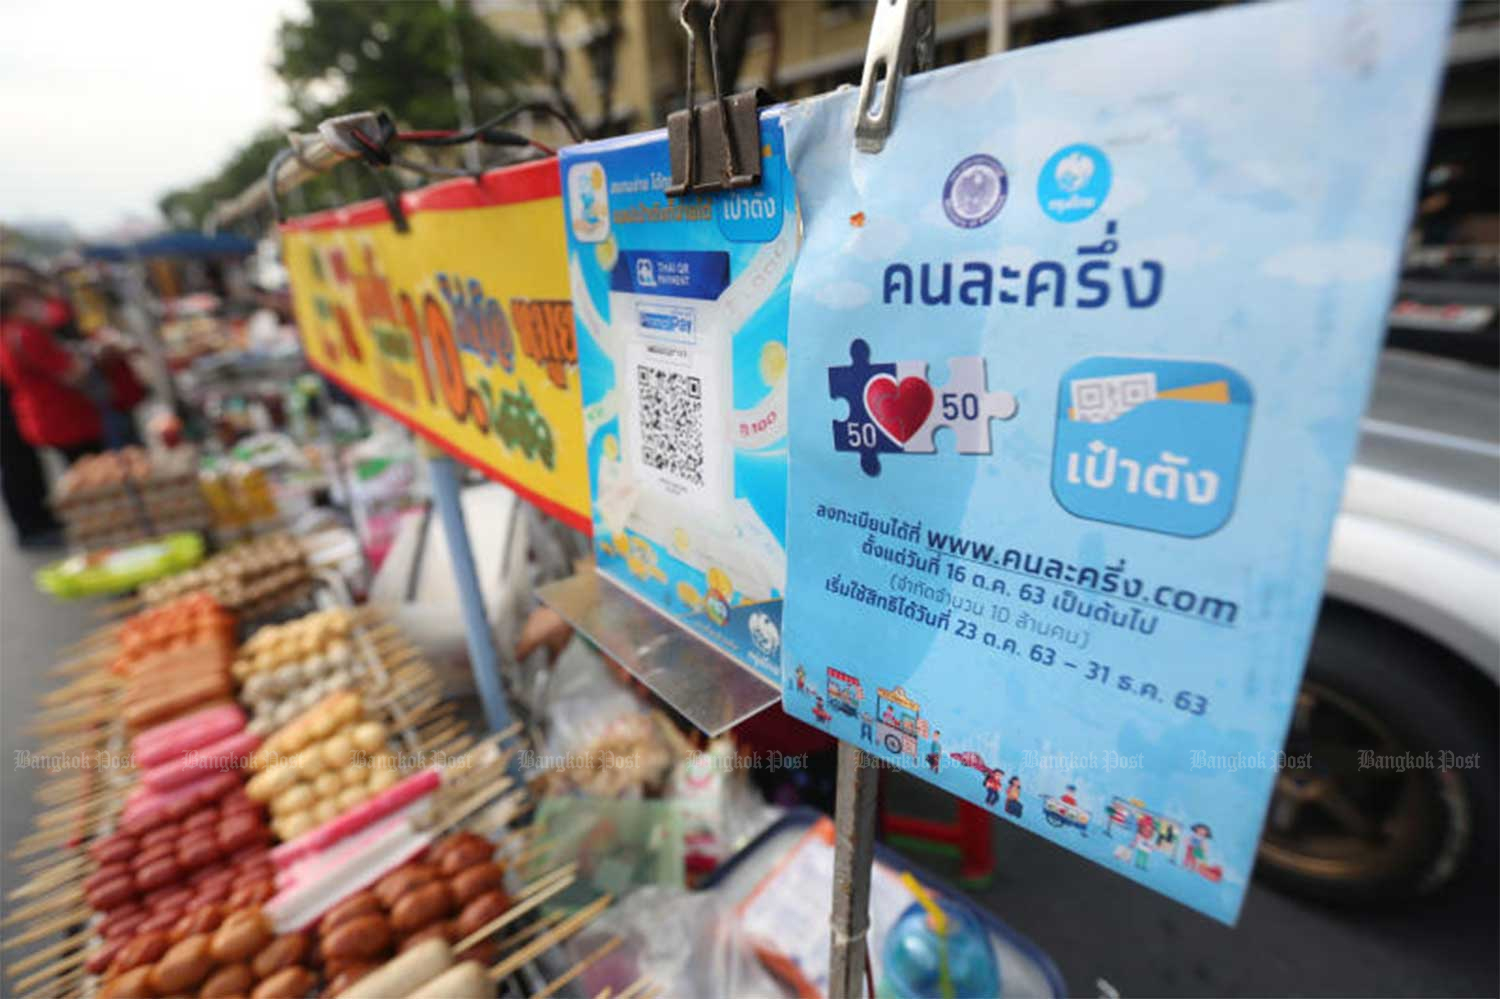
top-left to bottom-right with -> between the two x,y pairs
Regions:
4,537 -> 616,999
2,1 -> 1455,997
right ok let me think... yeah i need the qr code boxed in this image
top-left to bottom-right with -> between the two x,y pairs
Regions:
636,366 -> 704,485
1070,372 -> 1157,423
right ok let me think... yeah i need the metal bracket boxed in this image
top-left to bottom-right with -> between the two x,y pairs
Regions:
333,113 -> 412,234
854,0 -> 935,154
363,162 -> 410,234
665,0 -> 762,196
317,111 -> 392,159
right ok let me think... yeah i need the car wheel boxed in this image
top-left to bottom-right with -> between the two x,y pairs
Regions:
1256,602 -> 1496,904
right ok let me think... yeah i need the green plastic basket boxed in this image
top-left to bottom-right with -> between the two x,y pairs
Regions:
36,532 -> 205,599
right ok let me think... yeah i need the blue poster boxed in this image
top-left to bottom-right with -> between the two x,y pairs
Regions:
562,115 -> 799,683
779,0 -> 1452,923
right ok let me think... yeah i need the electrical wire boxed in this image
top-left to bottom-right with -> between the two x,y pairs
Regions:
255,101 -> 577,227
264,146 -> 295,224
395,101 -> 584,146
388,154 -> 481,180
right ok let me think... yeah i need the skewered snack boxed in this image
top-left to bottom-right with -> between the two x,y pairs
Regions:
140,729 -> 260,792
5,587 -> 512,999
91,904 -> 321,999
313,831 -> 508,996
332,881 -> 611,999
115,593 -> 235,669
133,702 -> 248,768
113,595 -> 238,734
270,768 -> 441,870
87,778 -> 273,921
232,608 -> 360,737
410,959 -> 493,999
51,446 -> 212,550
335,939 -> 463,999
247,692 -> 398,842
140,534 -> 310,616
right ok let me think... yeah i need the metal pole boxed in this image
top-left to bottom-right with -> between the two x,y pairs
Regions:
426,450 -> 513,734
209,129 -> 351,230
829,743 -> 879,999
316,382 -> 374,585
987,0 -> 1010,54
439,0 -> 482,174
838,5 -> 927,984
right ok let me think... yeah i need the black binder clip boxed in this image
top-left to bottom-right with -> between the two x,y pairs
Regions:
665,0 -> 763,197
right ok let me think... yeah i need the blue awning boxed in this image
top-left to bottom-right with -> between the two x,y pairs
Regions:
82,231 -> 255,262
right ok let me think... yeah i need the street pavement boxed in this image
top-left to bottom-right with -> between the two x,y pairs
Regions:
0,537 -> 105,987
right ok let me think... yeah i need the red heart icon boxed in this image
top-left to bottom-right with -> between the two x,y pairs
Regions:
865,374 -> 934,445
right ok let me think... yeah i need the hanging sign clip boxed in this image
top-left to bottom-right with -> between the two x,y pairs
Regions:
854,0 -> 934,154
665,0 -> 764,197
318,111 -> 411,233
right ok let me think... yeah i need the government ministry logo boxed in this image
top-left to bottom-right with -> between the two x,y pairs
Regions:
942,154 -> 1008,229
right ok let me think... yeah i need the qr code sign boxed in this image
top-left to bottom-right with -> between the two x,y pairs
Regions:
1070,372 -> 1157,423
636,365 -> 705,485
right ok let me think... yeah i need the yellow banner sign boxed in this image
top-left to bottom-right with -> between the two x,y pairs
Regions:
281,160 -> 590,531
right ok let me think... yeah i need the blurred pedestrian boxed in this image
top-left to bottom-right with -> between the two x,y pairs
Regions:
39,267 -> 144,448
86,325 -> 146,449
0,381 -> 63,547
0,273 -> 106,463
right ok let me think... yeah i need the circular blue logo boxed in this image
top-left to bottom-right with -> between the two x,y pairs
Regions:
942,155 -> 1008,229
1038,143 -> 1112,222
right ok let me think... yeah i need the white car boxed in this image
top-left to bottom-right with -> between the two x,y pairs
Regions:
1258,349 -> 1498,903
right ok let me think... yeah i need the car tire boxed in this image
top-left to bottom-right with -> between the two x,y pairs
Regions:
1256,601 -> 1496,905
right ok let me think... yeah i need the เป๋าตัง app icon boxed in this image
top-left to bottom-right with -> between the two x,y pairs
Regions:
1052,357 -> 1252,537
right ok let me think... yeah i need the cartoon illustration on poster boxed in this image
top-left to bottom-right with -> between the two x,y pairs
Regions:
281,160 -> 591,530
778,0 -> 1453,923
561,115 -> 799,683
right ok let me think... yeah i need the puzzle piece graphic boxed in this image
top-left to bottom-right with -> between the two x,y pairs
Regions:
830,338 -> 899,475
896,355 -> 1018,454
830,340 -> 1018,475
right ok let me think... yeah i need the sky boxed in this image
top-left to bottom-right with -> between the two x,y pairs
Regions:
0,0 -> 305,238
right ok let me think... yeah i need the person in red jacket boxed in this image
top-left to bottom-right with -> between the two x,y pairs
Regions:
0,274 -> 105,461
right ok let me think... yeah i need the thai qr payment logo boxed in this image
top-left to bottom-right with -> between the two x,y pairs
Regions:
1052,358 -> 1253,537
830,339 -> 1017,476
